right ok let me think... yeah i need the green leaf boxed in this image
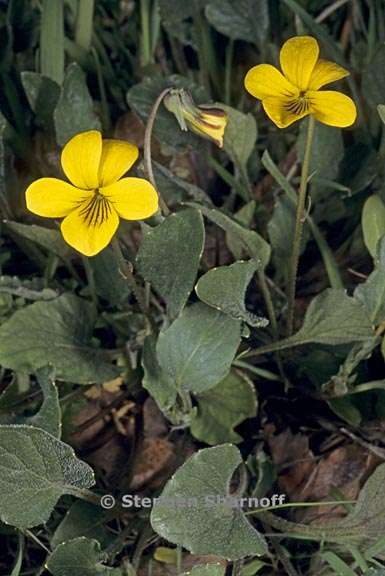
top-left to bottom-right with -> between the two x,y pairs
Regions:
362,195 -> 385,259
141,335 -> 177,413
0,276 -> 58,302
297,120 -> 343,198
338,463 -> 385,539
47,537 -> 120,576
157,303 -> 241,394
127,75 -> 207,152
54,63 -> 101,147
189,203 -> 271,269
137,209 -> 205,318
363,46 -> 385,107
21,72 -> 61,130
0,294 -> 119,384
4,221 -> 72,261
151,444 -> 267,559
321,552 -> 356,576
51,501 -> 113,549
26,367 -> 61,438
378,105 -> 385,124
190,370 -> 257,445
0,425 -> 94,528
89,245 -> 130,306
354,237 -> 385,324
182,565 -> 226,576
286,289 -> 374,347
195,260 -> 268,327
226,201 -> 256,260
222,105 -> 257,170
205,0 -> 269,47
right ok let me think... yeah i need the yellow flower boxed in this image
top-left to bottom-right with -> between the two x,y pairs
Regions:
25,131 -> 158,256
244,36 -> 357,129
164,89 -> 228,147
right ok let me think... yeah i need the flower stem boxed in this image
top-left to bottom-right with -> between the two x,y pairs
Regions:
144,87 -> 171,216
286,116 -> 316,336
111,238 -> 153,329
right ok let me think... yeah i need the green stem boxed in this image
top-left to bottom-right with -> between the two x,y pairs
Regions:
286,116 -> 316,335
111,238 -> 153,328
82,255 -> 97,308
66,486 -> 101,506
246,499 -> 356,516
257,270 -> 278,337
144,88 -> 171,216
140,0 -> 152,66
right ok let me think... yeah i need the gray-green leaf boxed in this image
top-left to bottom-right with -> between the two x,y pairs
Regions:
26,367 -> 61,438
47,537 -> 120,576
0,425 -> 94,528
142,335 -> 177,413
205,0 -> 269,46
54,63 -> 101,147
151,444 -> 267,559
362,195 -> 385,259
0,294 -> 119,384
354,237 -> 385,324
137,209 -> 204,318
281,289 -> 374,350
190,204 -> 270,269
191,371 -> 257,445
195,260 -> 268,327
222,105 -> 257,170
182,565 -> 226,576
4,221 -> 72,261
156,303 -> 241,394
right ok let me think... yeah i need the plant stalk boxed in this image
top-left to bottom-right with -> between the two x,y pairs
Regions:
286,116 -> 316,335
143,88 -> 171,216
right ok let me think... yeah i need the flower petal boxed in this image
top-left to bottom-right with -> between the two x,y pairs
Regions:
61,201 -> 119,257
308,59 -> 350,90
98,139 -> 139,187
280,36 -> 319,91
61,130 -> 102,190
262,97 -> 310,128
101,177 -> 159,220
307,90 -> 357,127
244,64 -> 297,100
25,177 -> 90,217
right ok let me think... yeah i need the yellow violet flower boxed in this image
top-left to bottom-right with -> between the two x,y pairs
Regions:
164,89 -> 228,147
244,36 -> 357,128
25,130 -> 158,257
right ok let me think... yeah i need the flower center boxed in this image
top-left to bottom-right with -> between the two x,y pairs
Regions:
79,190 -> 111,228
285,92 -> 310,116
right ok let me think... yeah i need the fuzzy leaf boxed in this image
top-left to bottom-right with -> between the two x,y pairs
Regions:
362,195 -> 385,259
182,565 -> 226,576
46,537 -> 120,576
221,105 -> 257,170
54,63 -> 101,146
0,425 -> 94,528
191,371 -> 257,445
205,0 -> 269,46
354,237 -> 385,324
156,303 -> 241,394
190,204 -> 270,269
142,335 -> 177,413
137,209 -> 204,318
26,367 -> 61,438
4,221 -> 72,261
151,444 -> 267,559
195,260 -> 268,327
0,294 -> 119,384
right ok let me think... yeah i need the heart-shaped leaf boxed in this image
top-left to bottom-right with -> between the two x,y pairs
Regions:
47,537 -> 120,576
195,260 -> 268,327
156,303 -> 241,394
137,209 -> 205,318
151,444 -> 267,559
0,425 -> 95,528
